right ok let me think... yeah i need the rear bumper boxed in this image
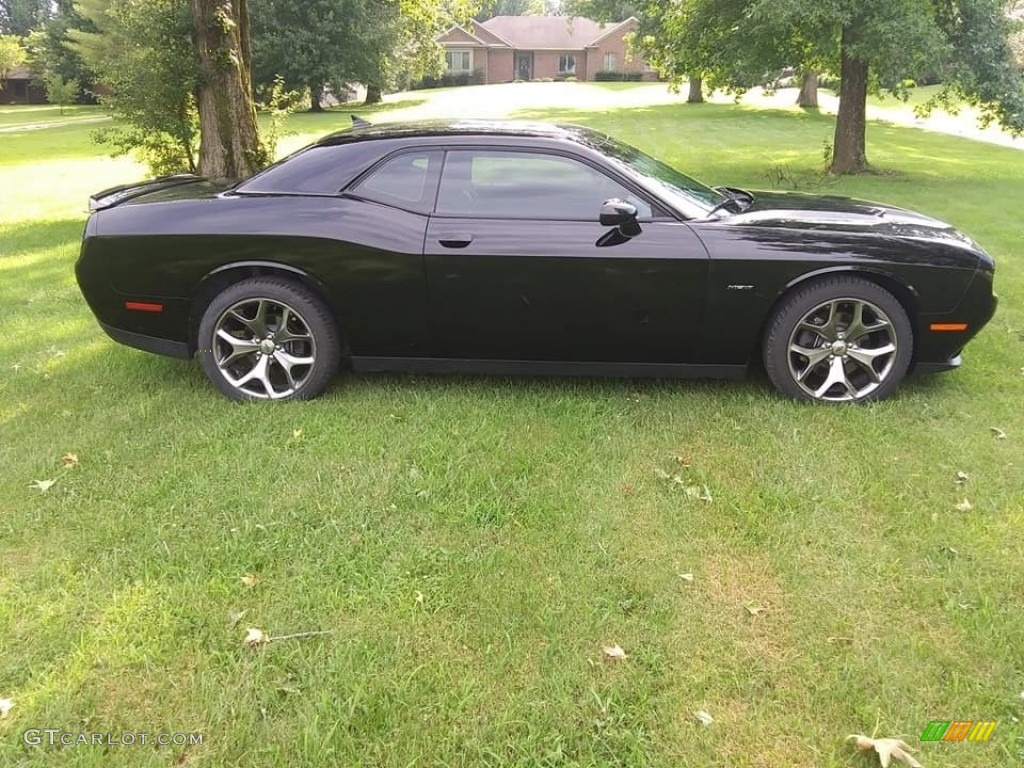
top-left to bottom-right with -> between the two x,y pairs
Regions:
99,321 -> 191,359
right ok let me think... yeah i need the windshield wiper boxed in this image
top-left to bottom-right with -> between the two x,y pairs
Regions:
704,187 -> 754,218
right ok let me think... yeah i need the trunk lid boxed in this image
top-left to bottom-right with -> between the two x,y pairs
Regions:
88,175 -> 232,211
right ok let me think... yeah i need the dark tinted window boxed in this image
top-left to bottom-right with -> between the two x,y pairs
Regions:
352,151 -> 442,213
236,143 -> 381,195
435,150 -> 652,220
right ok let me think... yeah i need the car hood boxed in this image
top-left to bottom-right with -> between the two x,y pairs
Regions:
727,190 -> 982,250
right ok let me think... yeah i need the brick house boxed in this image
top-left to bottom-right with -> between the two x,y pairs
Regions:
437,16 -> 657,84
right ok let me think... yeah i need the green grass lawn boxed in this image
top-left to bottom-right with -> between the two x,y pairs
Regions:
1,86 -> 1022,767
0,104 -> 110,128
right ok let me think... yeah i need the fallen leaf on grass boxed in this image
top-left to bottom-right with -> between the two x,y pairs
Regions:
684,484 -> 713,503
244,628 -> 269,648
954,470 -> 969,485
826,636 -> 853,645
654,470 -> 713,502
954,499 -> 973,512
243,627 -> 333,649
29,479 -> 56,493
678,573 -> 694,582
291,428 -> 303,440
61,453 -> 79,468
602,644 -> 627,660
240,573 -> 261,588
0,698 -> 12,718
414,590 -> 424,605
694,710 -> 713,726
990,427 -> 1007,439
745,604 -> 767,617
848,734 -> 923,768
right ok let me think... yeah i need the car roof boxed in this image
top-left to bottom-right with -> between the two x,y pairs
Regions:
316,119 -> 609,148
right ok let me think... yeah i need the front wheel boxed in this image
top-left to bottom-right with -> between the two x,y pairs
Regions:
763,277 -> 913,403
197,277 -> 341,401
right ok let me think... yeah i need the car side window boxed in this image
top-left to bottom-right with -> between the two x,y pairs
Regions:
435,150 -> 653,220
351,151 -> 442,213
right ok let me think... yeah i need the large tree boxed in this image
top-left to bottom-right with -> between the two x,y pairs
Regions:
0,33 -> 25,82
191,0 -> 265,178
73,0 -> 266,178
758,0 -> 1024,172
25,0 -> 96,91
71,0 -> 200,174
474,0 -> 547,20
574,0 -> 1024,174
252,0 -> 476,109
251,0 -> 395,110
0,0 -> 50,36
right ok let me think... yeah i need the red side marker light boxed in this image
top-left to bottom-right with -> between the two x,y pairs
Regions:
125,301 -> 164,313
929,323 -> 968,332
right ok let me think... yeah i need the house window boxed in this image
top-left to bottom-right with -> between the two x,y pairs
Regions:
558,54 -> 576,75
445,50 -> 472,73
603,53 -> 617,71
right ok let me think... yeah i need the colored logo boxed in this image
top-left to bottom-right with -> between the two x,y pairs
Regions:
920,720 -> 997,742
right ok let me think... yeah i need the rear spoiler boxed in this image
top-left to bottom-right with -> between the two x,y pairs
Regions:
88,174 -> 206,212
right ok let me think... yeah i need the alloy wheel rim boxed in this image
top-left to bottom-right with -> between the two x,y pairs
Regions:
212,298 -> 317,399
787,297 -> 898,402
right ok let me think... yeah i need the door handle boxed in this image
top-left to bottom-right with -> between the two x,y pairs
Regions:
438,234 -> 474,248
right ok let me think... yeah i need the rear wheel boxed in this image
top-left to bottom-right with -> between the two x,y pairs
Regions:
763,277 -> 913,403
197,278 -> 341,401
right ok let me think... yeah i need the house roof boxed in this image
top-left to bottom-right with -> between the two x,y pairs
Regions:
3,65 -> 32,80
476,15 -> 632,50
439,24 -> 490,47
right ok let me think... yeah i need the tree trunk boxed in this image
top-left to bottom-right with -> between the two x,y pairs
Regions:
364,83 -> 382,105
830,25 -> 869,174
309,83 -> 324,112
687,75 -> 703,103
192,0 -> 265,179
796,70 -> 818,108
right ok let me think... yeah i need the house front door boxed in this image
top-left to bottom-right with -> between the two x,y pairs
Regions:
515,53 -> 533,80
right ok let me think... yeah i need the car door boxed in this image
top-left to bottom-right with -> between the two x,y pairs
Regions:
424,148 -> 710,364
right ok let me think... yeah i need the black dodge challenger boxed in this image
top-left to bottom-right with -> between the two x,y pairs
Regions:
76,119 -> 997,403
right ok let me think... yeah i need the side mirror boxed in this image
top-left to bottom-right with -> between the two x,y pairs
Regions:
599,199 -> 642,238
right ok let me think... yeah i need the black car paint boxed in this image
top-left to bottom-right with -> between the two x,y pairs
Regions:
76,120 -> 997,379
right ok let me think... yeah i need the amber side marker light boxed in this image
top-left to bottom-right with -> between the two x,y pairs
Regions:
125,301 -> 164,313
930,323 -> 968,332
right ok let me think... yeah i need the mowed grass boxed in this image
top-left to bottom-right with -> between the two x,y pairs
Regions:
1,84 -> 1023,767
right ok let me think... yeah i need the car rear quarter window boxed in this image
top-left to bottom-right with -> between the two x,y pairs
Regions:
236,142 -> 383,195
350,151 -> 443,213
435,150 -> 653,220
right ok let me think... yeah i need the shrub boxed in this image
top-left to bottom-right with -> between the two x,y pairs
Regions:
594,70 -> 643,82
412,67 -> 485,90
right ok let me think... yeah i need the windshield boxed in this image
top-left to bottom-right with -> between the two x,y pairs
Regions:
591,133 -> 726,211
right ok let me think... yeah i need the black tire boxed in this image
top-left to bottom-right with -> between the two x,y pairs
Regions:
197,277 -> 341,402
763,276 -> 913,403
